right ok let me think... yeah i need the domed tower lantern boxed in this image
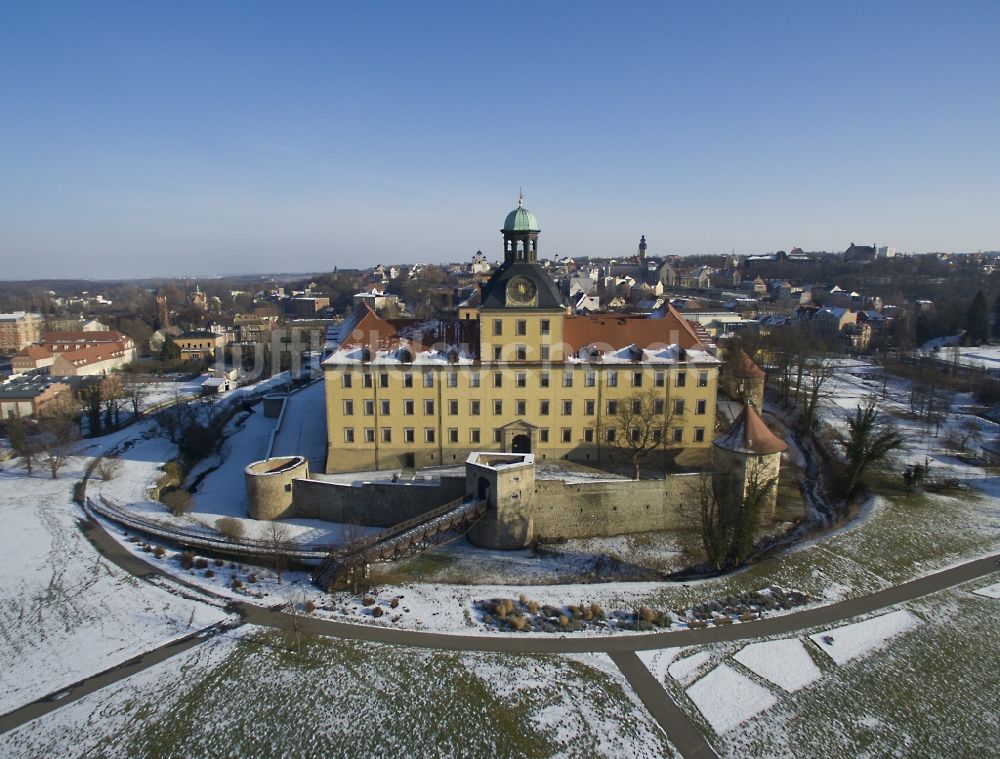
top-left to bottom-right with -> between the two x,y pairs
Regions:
502,192 -> 540,264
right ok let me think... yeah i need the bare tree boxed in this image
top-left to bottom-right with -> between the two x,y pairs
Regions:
262,520 -> 293,583
6,416 -> 39,475
101,374 -> 126,431
600,389 -> 676,479
122,375 -> 148,419
155,391 -> 193,443
38,402 -> 79,479
698,458 -> 777,571
798,359 -> 836,432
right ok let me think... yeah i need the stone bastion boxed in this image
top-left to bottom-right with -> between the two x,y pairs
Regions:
245,455 -> 310,520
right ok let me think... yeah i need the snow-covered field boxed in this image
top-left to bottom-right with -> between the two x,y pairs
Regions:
809,609 -> 920,665
685,664 -> 777,735
0,626 -> 679,759
0,458 -> 230,714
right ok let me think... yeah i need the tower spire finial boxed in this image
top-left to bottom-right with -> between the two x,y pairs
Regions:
518,188 -> 524,206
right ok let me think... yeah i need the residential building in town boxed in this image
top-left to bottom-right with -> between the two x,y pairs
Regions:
0,376 -> 73,419
11,344 -> 56,374
50,342 -> 132,376
174,330 -> 225,362
322,197 -> 719,473
0,312 -> 44,354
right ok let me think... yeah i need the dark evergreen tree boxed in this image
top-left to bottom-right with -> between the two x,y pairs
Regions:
966,290 -> 990,345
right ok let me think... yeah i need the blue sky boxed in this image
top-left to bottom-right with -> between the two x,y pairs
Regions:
1,2 -> 998,279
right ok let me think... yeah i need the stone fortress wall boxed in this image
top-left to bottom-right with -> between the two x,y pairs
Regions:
246,453 -> 712,545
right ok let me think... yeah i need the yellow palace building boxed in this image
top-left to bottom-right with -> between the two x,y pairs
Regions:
322,197 -> 719,473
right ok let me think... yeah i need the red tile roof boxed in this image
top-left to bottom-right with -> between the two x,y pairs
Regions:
563,305 -> 706,353
714,405 -> 787,455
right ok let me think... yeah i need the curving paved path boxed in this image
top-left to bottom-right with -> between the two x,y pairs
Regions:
3,511 -> 998,759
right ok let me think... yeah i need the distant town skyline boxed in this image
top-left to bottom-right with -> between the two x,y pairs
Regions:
2,2 -> 998,280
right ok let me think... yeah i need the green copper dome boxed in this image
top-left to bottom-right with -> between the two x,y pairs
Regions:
503,194 -> 539,232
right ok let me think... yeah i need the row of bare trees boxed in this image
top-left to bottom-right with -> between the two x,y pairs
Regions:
6,399 -> 79,479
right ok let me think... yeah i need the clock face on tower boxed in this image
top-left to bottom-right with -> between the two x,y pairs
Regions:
505,275 -> 537,306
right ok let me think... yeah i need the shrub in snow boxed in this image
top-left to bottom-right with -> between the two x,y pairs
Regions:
205,569 -> 214,578
304,600 -> 316,613
590,602 -> 605,620
558,614 -> 569,627
141,544 -> 152,553
389,598 -> 399,609
372,606 -> 384,618
362,596 -> 376,607
509,614 -> 529,632
153,546 -> 165,558
526,600 -> 540,615
638,605 -> 656,623
194,558 -> 209,570
161,488 -> 194,517
247,574 -> 257,583
179,551 -> 195,570
215,517 -> 245,541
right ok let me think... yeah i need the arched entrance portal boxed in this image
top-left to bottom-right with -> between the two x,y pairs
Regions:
511,434 -> 531,454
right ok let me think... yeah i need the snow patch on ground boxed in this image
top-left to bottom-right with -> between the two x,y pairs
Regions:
733,639 -> 822,692
809,609 -> 920,665
972,581 -> 1000,599
686,663 -> 778,735
668,651 -> 712,684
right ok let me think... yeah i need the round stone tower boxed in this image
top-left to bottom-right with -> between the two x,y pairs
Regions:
713,404 -> 787,518
245,456 -> 309,520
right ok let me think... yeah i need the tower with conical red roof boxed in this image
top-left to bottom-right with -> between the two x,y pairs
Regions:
713,404 -> 787,517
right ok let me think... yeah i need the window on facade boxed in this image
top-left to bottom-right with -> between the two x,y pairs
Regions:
470,429 -> 481,444
585,371 -> 595,387
563,370 -> 573,388
654,371 -> 665,387
674,399 -> 685,415
447,372 -> 457,388
696,399 -> 707,415
492,319 -> 502,336
540,371 -> 550,388
425,428 -> 435,443
540,400 -> 550,416
344,428 -> 355,443
584,428 -> 594,443
363,373 -> 373,388
470,400 -> 480,416
698,371 -> 709,388
607,371 -> 618,387
424,372 -> 434,388
448,428 -> 458,443
516,372 -> 526,388
540,319 -> 550,335
516,400 -> 526,415
630,428 -> 641,442
632,399 -> 642,414
676,371 -> 686,388
516,319 -> 526,336
562,400 -> 573,415
606,428 -> 616,442
379,373 -> 389,388
585,399 -> 595,415
470,371 -> 480,387
403,400 -> 414,415
673,427 -> 683,443
540,345 -> 550,361
494,429 -> 503,443
653,428 -> 662,443
516,345 -> 527,361
424,400 -> 435,415
403,373 -> 413,388
380,400 -> 391,415
607,400 -> 618,415
448,399 -> 458,415
342,373 -> 352,388
493,372 -> 502,388
694,428 -> 705,442
561,428 -> 572,443
493,346 -> 502,361
364,400 -> 375,416
632,372 -> 643,387
343,400 -> 354,415
540,429 -> 549,443
404,428 -> 415,443
654,399 -> 665,414
381,427 -> 392,443
493,400 -> 502,415
364,428 -> 375,443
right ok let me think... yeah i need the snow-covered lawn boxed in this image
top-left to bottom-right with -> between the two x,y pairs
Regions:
686,664 -> 777,735
667,651 -> 711,684
0,459 -> 230,714
732,639 -> 821,692
809,610 -> 921,666
0,627 -> 678,759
